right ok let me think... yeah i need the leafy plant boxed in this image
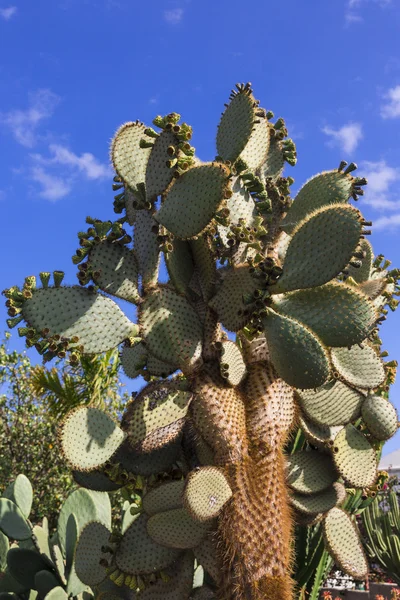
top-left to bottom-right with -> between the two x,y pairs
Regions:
2,83 -> 400,600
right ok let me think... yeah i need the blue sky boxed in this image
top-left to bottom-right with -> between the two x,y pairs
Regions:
1,0 -> 400,455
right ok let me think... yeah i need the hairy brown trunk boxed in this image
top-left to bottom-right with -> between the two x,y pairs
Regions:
191,362 -> 296,600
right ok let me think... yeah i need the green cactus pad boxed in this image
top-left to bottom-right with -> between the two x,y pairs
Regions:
147,508 -> 209,549
22,286 -> 137,355
2,474 -> 33,519
332,424 -> 377,488
358,276 -> 387,301
74,521 -> 111,586
146,353 -> 177,378
31,525 -> 52,564
219,341 -> 247,387
0,499 -> 31,540
323,507 -> 368,579
72,469 -> 122,492
270,204 -> 363,294
272,282 -> 376,348
226,176 -> 258,227
134,210 -> 161,290
0,531 -> 9,571
50,544 -> 66,585
216,87 -> 258,163
145,130 -> 177,199
44,587 -> 68,600
346,239 -> 373,283
60,407 -> 126,471
281,170 -> 357,236
124,187 -> 138,225
361,395 -> 398,441
139,285 -> 203,371
331,345 -> 385,389
183,467 -> 232,522
87,242 -> 140,303
193,535 -> 220,584
263,309 -> 329,389
165,239 -> 195,296
35,570 -> 62,599
57,489 -> 111,556
190,236 -> 217,302
239,115 -> 270,170
299,417 -> 343,450
111,122 -> 151,195
116,438 -> 182,476
115,513 -> 181,574
143,481 -> 185,516
286,450 -> 338,495
289,482 -> 346,516
7,548 -> 50,589
122,380 -> 192,452
208,264 -> 258,332
260,128 -> 285,182
156,163 -> 230,239
121,342 -> 148,379
138,551 -> 194,600
296,380 -> 364,426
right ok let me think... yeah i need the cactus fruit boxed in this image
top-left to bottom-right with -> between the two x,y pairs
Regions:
3,83 -> 400,600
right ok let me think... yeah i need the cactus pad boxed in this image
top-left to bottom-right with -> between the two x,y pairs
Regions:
121,342 -> 148,379
143,480 -> 185,516
22,286 -> 137,355
286,450 -> 338,495
74,521 -> 111,586
183,467 -> 232,522
72,469 -> 122,492
216,87 -> 259,163
122,380 -> 192,452
260,129 -> 285,182
138,551 -> 194,600
193,535 -> 220,584
7,548 -> 50,589
147,508 -> 209,549
281,170 -> 357,235
219,341 -> 247,386
299,417 -> 342,450
323,507 -> 368,579
0,499 -> 31,540
139,285 -> 203,371
271,204 -> 363,294
296,380 -> 364,427
2,474 -> 33,519
331,345 -> 385,389
238,113 -> 270,171
358,277 -> 387,300
332,424 -> 377,488
87,242 -> 140,303
115,438 -> 182,476
263,309 -> 329,389
60,407 -> 125,471
208,264 -> 259,332
289,482 -> 346,516
165,239 -> 195,296
346,239 -> 373,283
361,395 -> 398,440
156,163 -> 230,239
115,513 -> 181,574
134,210 -> 161,290
272,282 -> 376,347
145,130 -> 178,199
111,122 -> 151,196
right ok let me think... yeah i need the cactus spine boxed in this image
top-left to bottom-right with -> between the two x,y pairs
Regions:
3,83 -> 400,600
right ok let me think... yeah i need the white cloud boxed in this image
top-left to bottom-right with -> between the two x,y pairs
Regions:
321,122 -> 363,154
164,8 -> 183,24
47,144 -> 111,179
357,160 -> 400,212
373,214 -> 400,230
0,89 -> 60,147
381,85 -> 400,119
30,167 -> 71,201
0,6 -> 17,20
345,0 -> 392,25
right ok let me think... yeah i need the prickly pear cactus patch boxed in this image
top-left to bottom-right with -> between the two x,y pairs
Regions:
3,83 -> 400,600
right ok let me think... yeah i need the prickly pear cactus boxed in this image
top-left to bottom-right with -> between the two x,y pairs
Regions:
3,83 -> 400,600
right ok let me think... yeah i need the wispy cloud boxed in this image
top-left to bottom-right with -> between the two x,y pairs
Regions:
356,161 -> 400,231
0,6 -> 17,20
46,144 -> 111,179
373,214 -> 400,230
30,167 -> 71,202
164,8 -> 183,24
345,0 -> 392,25
381,85 -> 400,119
321,122 -> 363,154
0,89 -> 60,147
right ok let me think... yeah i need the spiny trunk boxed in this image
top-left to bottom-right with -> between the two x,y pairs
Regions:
191,362 -> 297,600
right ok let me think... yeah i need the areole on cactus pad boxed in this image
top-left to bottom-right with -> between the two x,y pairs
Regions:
2,82 -> 400,600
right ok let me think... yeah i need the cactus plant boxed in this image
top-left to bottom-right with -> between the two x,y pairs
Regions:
3,83 -> 400,600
